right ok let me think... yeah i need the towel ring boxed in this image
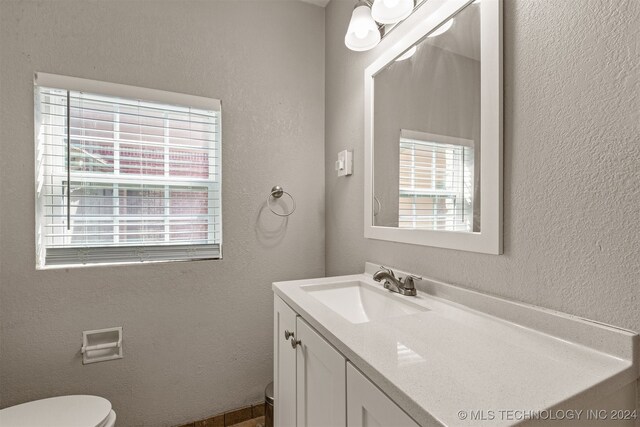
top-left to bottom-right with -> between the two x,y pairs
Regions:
267,185 -> 296,217
373,196 -> 381,217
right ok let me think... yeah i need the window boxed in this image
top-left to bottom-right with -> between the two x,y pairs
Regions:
34,73 -> 221,268
399,130 -> 473,232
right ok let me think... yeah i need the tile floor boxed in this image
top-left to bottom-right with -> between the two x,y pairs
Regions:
178,402 -> 266,427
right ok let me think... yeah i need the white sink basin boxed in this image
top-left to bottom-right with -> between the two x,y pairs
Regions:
302,281 -> 427,324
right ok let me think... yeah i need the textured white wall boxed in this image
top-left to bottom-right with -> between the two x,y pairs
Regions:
0,1 -> 325,425
325,0 -> 639,408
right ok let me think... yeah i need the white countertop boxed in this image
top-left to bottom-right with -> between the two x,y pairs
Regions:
273,263 -> 639,426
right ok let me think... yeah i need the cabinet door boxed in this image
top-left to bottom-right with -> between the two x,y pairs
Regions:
296,317 -> 346,427
274,296 -> 298,427
347,363 -> 419,427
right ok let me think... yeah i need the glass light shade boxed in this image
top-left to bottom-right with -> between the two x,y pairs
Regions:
427,19 -> 453,38
345,4 -> 382,52
371,0 -> 414,24
395,45 -> 417,61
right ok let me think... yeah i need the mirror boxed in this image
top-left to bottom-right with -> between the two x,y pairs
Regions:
364,0 -> 502,254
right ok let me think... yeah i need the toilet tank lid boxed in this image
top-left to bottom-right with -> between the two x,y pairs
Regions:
0,395 -> 112,427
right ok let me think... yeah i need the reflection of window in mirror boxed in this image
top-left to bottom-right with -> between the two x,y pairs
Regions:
398,130 -> 473,232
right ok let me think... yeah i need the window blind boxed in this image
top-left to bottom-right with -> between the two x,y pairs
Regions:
35,73 -> 222,268
398,130 -> 473,232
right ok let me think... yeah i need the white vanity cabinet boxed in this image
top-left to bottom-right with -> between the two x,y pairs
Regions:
347,363 -> 419,427
274,267 -> 640,427
274,296 -> 298,427
296,316 -> 346,427
274,296 -> 417,427
274,296 -> 346,427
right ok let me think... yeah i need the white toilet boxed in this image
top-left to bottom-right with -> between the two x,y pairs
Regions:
0,395 -> 116,427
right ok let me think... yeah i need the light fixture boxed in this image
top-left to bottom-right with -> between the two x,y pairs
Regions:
395,45 -> 416,61
371,0 -> 414,25
427,19 -> 453,38
345,0 -> 383,52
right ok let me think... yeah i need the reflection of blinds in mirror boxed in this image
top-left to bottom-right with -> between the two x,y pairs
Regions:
35,81 -> 221,268
399,131 -> 473,231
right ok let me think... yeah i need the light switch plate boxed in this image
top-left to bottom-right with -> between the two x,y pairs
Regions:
335,149 -> 353,177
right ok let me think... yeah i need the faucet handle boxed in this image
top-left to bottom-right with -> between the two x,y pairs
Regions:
401,274 -> 421,288
379,265 -> 395,278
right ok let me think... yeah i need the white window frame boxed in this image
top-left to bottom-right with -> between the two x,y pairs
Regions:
398,129 -> 474,231
34,73 -> 222,269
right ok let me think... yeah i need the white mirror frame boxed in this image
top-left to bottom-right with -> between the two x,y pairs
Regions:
364,0 -> 503,254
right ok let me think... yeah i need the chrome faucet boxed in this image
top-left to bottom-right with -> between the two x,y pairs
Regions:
373,266 -> 419,296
